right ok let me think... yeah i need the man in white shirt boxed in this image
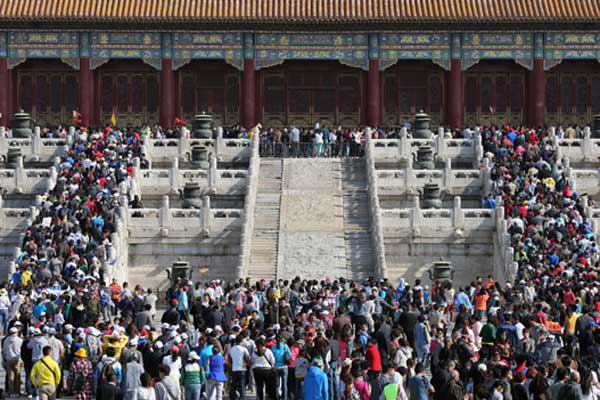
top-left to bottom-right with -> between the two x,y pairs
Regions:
2,327 -> 23,397
229,335 -> 251,400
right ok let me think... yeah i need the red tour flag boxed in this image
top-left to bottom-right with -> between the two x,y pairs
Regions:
175,117 -> 187,125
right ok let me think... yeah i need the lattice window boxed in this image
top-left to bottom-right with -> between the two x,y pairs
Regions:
50,76 -> 62,113
212,89 -> 224,113
480,76 -> 493,112
289,90 -> 310,113
19,75 -> 33,113
510,76 -> 523,113
546,76 -> 558,113
65,75 -> 78,113
181,75 -> 195,113
314,90 -> 335,113
339,75 -> 360,114
198,88 -> 210,113
116,76 -> 128,112
101,76 -> 113,112
226,75 -> 240,114
384,75 -> 398,113
399,90 -> 411,113
576,76 -> 588,115
35,75 -> 48,112
429,75 -> 442,113
147,76 -> 159,113
561,77 -> 573,114
495,76 -> 507,113
465,76 -> 477,113
592,77 -> 600,114
131,76 -> 144,113
264,75 -> 285,113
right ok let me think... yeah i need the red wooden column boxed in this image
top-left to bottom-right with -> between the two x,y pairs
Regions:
447,59 -> 463,129
367,59 -> 381,127
79,58 -> 92,127
160,59 -> 175,129
530,59 -> 545,128
0,58 -> 8,127
242,59 -> 256,129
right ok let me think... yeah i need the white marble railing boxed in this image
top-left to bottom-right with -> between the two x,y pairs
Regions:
0,127 -> 71,162
134,155 -> 248,196
125,196 -> 243,237
376,158 -> 491,196
143,135 -> 251,164
238,134 -> 259,278
0,157 -> 56,194
380,197 -> 495,233
372,127 -> 483,167
492,204 -> 517,285
552,127 -> 600,164
365,131 -> 388,278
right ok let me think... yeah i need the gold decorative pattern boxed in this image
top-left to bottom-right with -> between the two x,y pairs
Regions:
1,0 -> 599,23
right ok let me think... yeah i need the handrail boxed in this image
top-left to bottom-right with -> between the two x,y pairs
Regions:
238,133 -> 260,278
365,132 -> 388,279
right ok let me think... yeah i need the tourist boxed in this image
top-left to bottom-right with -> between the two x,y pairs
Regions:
252,338 -> 277,400
124,353 -> 145,400
302,358 -> 328,400
207,344 -> 227,400
271,334 -> 292,400
155,364 -> 181,400
408,363 -> 433,400
30,346 -> 61,400
3,326 -> 23,398
96,372 -> 123,400
180,351 -> 203,400
228,335 -> 250,400
133,372 -> 156,400
69,348 -> 94,400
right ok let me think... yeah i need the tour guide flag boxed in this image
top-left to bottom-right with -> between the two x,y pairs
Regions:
111,112 -> 117,126
72,110 -> 83,126
175,117 -> 187,126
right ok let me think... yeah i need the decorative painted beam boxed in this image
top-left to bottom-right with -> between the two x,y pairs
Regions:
90,32 -> 161,70
254,32 -> 369,71
5,30 -> 600,73
379,32 -> 451,71
462,32 -> 534,71
172,32 -> 243,71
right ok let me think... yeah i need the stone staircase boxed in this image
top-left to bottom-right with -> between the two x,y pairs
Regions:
341,158 -> 375,280
248,159 -> 283,280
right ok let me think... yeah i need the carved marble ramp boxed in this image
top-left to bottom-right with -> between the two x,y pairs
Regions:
249,159 -> 283,281
341,158 -> 376,280
278,159 -> 347,279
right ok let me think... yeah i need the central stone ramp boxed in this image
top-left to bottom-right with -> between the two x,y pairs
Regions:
249,159 -> 283,281
278,159 -> 346,279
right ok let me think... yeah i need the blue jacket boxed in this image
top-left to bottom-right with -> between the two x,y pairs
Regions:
454,292 -> 473,311
303,366 -> 328,400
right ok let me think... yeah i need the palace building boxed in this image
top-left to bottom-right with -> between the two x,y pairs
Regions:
0,0 -> 600,130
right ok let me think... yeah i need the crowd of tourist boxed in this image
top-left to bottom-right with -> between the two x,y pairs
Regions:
0,121 -> 599,400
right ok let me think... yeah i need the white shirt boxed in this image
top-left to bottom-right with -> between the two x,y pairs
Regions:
162,355 -> 182,379
251,348 -> 275,370
229,344 -> 250,372
0,295 -> 10,310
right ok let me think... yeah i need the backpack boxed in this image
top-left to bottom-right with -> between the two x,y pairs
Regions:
73,370 -> 86,391
98,361 -> 114,385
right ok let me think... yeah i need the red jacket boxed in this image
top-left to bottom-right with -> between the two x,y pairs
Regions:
365,343 -> 382,372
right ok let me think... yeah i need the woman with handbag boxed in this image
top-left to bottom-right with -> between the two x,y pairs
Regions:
271,334 -> 293,400
252,338 -> 277,400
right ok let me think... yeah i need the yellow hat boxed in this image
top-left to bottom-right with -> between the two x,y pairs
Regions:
74,348 -> 87,358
